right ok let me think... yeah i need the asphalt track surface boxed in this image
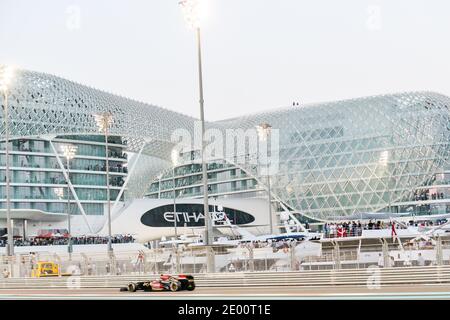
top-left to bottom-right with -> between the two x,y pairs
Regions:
0,285 -> 450,299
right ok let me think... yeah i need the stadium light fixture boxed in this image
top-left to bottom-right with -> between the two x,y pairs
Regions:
94,112 -> 114,255
256,122 -> 272,141
0,64 -> 16,257
257,122 -> 274,234
60,144 -> 77,257
171,148 -> 179,239
179,0 -> 215,272
179,0 -> 206,29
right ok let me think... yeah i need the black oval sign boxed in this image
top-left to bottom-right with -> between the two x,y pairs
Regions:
140,204 -> 255,227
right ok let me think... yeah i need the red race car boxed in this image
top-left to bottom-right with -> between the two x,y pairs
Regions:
121,274 -> 196,292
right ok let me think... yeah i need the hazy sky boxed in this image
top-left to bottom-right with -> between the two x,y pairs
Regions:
1,0 -> 449,120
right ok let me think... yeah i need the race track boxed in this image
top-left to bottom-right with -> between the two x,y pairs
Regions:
0,284 -> 450,299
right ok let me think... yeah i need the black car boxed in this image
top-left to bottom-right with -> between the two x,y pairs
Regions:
121,274 -> 196,292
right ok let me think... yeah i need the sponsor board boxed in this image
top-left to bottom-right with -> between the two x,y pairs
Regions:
140,204 -> 255,227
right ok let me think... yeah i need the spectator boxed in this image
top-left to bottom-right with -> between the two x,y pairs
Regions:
403,258 -> 412,267
2,269 -> 10,278
87,263 -> 93,276
417,253 -> 425,266
389,256 -> 395,268
377,253 -> 384,268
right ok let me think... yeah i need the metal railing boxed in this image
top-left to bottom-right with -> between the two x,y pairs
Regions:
0,266 -> 449,289
1,238 -> 450,277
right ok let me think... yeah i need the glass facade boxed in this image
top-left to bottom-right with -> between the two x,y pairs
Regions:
146,152 -> 262,200
4,69 -> 450,224
0,135 -> 127,216
148,92 -> 450,222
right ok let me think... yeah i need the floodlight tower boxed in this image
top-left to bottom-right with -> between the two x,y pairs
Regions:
94,112 -> 114,254
257,122 -> 273,234
0,65 -> 16,256
179,0 -> 215,272
60,144 -> 77,257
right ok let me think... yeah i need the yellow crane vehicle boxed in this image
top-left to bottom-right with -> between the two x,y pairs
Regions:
31,261 -> 73,278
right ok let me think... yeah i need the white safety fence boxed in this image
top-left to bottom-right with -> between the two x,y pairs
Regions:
0,266 -> 449,289
1,238 -> 450,277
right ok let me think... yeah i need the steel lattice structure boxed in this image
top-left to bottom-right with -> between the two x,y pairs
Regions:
2,69 -> 196,156
2,69 -> 450,221
216,92 -> 450,220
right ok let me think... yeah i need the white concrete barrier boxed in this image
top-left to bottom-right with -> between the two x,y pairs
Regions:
0,266 -> 449,289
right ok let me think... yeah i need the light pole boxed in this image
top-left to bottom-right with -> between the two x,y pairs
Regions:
257,122 -> 274,234
171,149 -> 179,238
60,144 -> 77,258
0,65 -> 15,256
94,112 -> 114,254
179,0 -> 215,272
171,149 -> 182,273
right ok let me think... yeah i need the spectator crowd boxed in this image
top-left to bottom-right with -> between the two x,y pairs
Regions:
0,234 -> 135,247
323,218 -> 448,238
324,220 -> 402,238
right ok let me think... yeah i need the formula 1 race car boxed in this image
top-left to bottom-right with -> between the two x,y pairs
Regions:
120,274 -> 196,292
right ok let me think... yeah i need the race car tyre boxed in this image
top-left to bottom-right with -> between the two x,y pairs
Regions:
169,281 -> 179,292
128,282 -> 137,292
186,283 -> 195,291
143,284 -> 152,292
